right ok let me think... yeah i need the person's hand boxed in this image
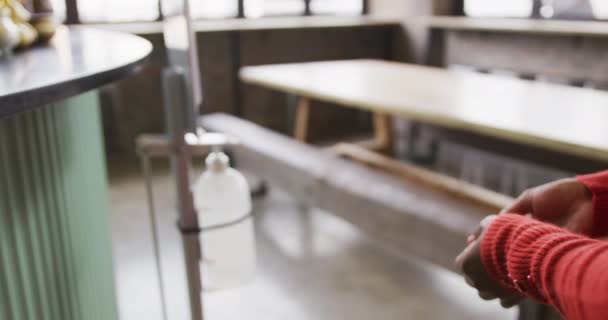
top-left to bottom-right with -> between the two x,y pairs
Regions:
502,178 -> 594,235
456,215 -> 523,308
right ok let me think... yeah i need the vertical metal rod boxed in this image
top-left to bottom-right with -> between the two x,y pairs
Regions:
173,137 -> 204,320
64,0 -> 80,24
532,0 -> 543,18
451,0 -> 465,16
237,0 -> 245,18
231,32 -> 243,117
162,68 -> 204,320
141,155 -> 169,320
157,0 -> 164,21
304,0 -> 311,16
362,0 -> 369,15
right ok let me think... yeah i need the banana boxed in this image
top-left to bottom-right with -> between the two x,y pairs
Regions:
32,16 -> 55,41
0,6 -> 20,55
6,0 -> 31,23
3,0 -> 38,48
16,19 -> 36,47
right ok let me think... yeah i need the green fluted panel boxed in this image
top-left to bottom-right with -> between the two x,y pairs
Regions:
0,91 -> 118,320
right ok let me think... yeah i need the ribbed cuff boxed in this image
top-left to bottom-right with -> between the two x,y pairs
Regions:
480,214 -> 522,290
577,171 -> 608,237
508,224 -> 575,303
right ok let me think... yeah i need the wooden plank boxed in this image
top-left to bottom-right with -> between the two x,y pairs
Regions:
202,113 -> 561,320
240,59 -> 608,162
328,143 -> 513,213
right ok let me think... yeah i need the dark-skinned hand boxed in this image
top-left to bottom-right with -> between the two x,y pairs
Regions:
501,178 -> 594,235
456,178 -> 595,309
456,215 -> 522,308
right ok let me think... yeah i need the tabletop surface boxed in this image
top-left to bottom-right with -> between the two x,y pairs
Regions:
425,16 -> 608,37
241,59 -> 608,162
0,26 -> 152,118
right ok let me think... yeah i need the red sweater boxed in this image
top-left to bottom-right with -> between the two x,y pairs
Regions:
481,171 -> 608,320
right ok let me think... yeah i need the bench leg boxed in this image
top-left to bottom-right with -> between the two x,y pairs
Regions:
294,97 -> 311,142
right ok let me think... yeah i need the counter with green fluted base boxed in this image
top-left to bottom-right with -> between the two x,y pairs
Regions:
0,27 -> 151,320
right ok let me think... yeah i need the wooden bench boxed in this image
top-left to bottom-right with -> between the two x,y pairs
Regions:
201,113 -> 566,320
201,113 -> 513,272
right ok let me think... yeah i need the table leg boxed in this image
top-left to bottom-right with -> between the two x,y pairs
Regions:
294,97 -> 311,142
373,113 -> 394,155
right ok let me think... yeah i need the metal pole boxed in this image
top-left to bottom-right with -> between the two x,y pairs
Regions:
173,140 -> 204,320
162,68 -> 204,320
362,0 -> 369,15
304,0 -> 311,16
237,0 -> 245,18
64,0 -> 80,24
140,154 -> 170,320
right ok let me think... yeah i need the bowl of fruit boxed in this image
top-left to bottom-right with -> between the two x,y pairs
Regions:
0,0 -> 58,57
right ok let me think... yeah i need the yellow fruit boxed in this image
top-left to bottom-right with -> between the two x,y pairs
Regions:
16,21 -> 36,47
32,16 -> 55,41
0,7 -> 20,54
6,0 -> 31,23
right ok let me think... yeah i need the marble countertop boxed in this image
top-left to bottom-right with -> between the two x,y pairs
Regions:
0,26 -> 152,118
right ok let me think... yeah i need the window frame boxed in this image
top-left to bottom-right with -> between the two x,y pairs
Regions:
63,0 -> 369,24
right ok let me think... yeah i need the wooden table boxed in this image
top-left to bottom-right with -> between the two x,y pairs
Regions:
241,59 -> 608,163
241,59 -> 582,320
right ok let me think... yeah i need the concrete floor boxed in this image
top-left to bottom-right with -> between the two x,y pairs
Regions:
107,160 -> 517,320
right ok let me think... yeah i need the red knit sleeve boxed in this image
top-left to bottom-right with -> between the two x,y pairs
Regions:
481,214 -> 608,320
577,170 -> 608,237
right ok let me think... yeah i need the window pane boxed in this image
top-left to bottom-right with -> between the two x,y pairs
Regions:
465,0 -> 533,17
191,0 -> 238,19
244,0 -> 305,18
311,0 -> 362,15
591,0 -> 608,19
78,0 -> 160,22
542,0 -> 593,19
49,0 -> 66,21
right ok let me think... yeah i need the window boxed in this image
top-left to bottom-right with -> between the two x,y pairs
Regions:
464,0 -> 534,18
590,0 -> 608,19
191,1 -> 239,19
311,0 -> 363,16
48,0 -> 366,23
465,0 -> 608,20
49,0 -> 66,21
244,0 -> 305,18
78,0 -> 160,22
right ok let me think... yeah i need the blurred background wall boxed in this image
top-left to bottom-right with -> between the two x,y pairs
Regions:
96,0 -> 467,157
98,20 -> 395,156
